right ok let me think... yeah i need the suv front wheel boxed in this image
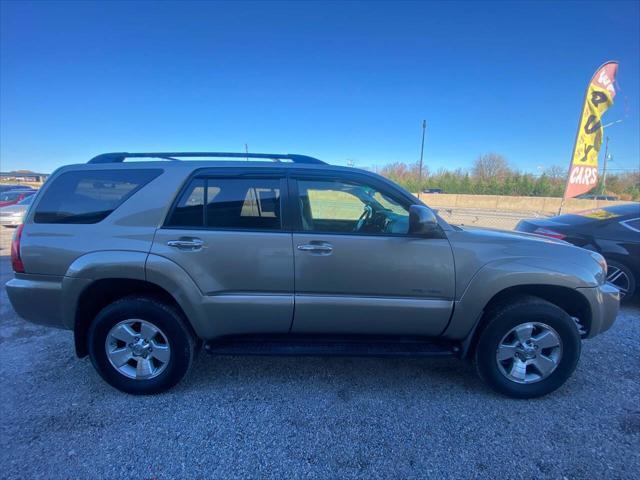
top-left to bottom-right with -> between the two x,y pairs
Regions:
475,296 -> 581,398
88,296 -> 195,394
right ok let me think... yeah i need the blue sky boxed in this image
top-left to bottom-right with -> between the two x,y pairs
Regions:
1,1 -> 638,174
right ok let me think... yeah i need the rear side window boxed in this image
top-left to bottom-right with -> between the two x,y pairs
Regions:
167,177 -> 281,230
34,169 -> 161,224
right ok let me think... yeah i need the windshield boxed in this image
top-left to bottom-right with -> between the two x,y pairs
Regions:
17,195 -> 35,205
0,191 -> 24,201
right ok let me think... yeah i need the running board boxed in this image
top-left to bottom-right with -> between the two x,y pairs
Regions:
204,335 -> 459,358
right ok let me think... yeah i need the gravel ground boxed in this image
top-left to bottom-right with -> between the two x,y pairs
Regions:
0,229 -> 639,479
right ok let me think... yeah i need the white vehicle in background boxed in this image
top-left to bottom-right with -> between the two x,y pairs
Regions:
0,194 -> 35,227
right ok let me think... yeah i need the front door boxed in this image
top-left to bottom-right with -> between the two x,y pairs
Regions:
290,174 -> 455,336
151,173 -> 294,337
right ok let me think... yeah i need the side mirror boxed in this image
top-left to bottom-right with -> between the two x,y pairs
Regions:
409,205 -> 439,235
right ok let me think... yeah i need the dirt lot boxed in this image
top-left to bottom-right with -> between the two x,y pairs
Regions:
1,227 -> 639,479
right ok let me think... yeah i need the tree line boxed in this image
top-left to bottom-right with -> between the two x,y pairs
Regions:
378,153 -> 640,200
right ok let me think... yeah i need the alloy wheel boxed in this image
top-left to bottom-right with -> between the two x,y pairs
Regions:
105,319 -> 171,380
495,322 -> 563,384
606,265 -> 630,299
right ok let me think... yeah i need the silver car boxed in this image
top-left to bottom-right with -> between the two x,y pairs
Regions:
0,194 -> 34,227
5,152 -> 620,398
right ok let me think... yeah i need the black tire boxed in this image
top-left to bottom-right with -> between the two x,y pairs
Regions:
606,260 -> 636,303
475,296 -> 581,398
88,296 -> 195,395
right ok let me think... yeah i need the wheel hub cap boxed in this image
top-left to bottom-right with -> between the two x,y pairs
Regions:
606,265 -> 630,298
105,319 -> 171,380
496,322 -> 563,384
131,339 -> 150,357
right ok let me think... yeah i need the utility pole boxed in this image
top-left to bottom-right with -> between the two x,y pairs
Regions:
418,120 -> 426,187
601,136 -> 610,195
245,144 -> 249,162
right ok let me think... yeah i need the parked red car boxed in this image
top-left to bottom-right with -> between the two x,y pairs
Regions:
0,190 -> 35,207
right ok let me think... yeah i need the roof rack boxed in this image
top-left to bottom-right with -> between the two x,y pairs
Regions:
88,152 -> 326,165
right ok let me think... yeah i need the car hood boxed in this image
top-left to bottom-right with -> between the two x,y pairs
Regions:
446,225 -> 606,294
454,225 -> 570,245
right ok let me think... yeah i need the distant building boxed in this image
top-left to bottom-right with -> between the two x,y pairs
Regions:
0,170 -> 49,184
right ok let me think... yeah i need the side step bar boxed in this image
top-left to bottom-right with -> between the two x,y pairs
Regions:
205,335 -> 459,358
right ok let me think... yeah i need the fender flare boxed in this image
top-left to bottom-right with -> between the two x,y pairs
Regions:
62,251 -> 148,329
443,257 -> 598,340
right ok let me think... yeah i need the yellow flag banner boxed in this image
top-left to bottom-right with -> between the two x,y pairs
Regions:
564,62 -> 618,199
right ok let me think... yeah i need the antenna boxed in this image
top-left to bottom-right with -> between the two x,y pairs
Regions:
419,120 -> 426,186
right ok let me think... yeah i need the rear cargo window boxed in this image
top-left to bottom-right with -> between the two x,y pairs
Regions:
34,169 -> 161,224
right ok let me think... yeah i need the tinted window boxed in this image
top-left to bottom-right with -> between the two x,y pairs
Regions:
167,177 -> 281,230
34,169 -> 161,224
621,218 -> 640,233
297,179 -> 409,235
18,195 -> 35,205
167,178 -> 211,227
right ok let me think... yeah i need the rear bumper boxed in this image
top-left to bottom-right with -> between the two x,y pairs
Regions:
577,283 -> 620,338
5,274 -> 90,330
6,276 -> 67,329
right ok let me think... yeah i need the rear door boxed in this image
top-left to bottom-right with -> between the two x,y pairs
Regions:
289,172 -> 455,336
151,171 -> 294,336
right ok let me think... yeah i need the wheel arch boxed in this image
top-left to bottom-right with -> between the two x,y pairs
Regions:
74,278 -> 196,357
460,284 -> 591,359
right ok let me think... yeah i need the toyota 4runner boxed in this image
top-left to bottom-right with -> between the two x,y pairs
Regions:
5,152 -> 620,397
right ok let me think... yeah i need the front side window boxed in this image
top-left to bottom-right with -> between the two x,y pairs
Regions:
167,177 -> 281,230
296,179 -> 409,235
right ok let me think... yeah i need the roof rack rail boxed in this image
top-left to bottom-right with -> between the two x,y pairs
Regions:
88,152 -> 326,165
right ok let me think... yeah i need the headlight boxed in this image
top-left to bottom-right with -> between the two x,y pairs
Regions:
590,251 -> 607,284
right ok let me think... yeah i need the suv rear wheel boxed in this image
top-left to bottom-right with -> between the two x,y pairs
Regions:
475,296 -> 581,398
88,296 -> 195,394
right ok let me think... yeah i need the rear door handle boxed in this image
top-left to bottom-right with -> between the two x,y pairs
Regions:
297,242 -> 333,254
167,238 -> 204,250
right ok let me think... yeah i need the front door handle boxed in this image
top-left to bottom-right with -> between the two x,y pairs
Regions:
167,238 -> 204,250
297,242 -> 333,254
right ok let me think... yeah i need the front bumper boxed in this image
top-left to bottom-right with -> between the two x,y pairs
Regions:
577,282 -> 620,338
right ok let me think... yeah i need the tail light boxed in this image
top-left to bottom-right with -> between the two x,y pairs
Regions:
11,224 -> 25,273
533,227 -> 566,240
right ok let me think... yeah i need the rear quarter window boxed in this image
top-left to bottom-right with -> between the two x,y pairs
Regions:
33,169 -> 161,224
